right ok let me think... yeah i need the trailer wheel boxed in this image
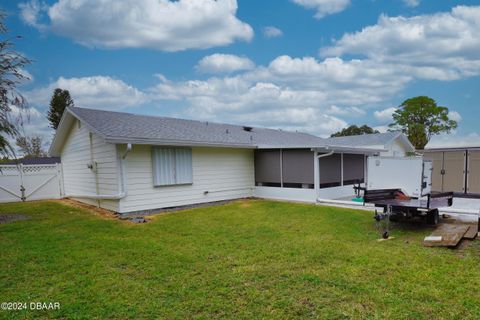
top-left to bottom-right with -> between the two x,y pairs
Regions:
382,231 -> 389,239
426,209 -> 439,225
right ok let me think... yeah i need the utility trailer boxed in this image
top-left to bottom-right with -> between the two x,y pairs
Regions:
362,188 -> 454,238
358,156 -> 454,238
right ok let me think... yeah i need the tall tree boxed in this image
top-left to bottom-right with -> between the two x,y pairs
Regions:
16,135 -> 46,158
389,96 -> 457,150
0,10 -> 31,156
330,125 -> 379,137
47,88 -> 74,130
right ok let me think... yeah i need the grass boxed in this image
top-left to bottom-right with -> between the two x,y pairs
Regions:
1,199 -> 480,319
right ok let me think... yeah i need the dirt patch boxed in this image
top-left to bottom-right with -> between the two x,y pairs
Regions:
125,198 -> 253,217
57,200 -> 152,224
56,198 -> 256,223
238,200 -> 252,208
0,214 -> 29,224
57,199 -> 118,220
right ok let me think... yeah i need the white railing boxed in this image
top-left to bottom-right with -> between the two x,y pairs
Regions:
0,164 -> 63,203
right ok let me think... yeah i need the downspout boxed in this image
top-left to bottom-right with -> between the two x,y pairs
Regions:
89,132 -> 100,206
317,150 -> 334,159
65,143 -> 131,200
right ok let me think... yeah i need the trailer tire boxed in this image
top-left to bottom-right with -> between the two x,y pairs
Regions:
426,209 -> 439,225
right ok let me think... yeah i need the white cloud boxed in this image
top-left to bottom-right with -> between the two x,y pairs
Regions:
18,0 -> 47,30
266,56 -> 410,96
225,108 -> 347,137
19,0 -> 253,51
403,0 -> 420,8
263,26 -> 283,38
196,54 -> 255,74
19,76 -> 151,149
374,107 -> 397,121
19,6 -> 480,139
427,132 -> 480,149
292,0 -> 350,19
320,6 -> 480,80
326,105 -> 365,117
26,76 -> 149,110
150,55 -> 411,136
448,111 -> 462,122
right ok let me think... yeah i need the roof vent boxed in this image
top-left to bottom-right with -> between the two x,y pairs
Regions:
243,126 -> 253,132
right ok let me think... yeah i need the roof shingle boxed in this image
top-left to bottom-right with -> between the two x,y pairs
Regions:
326,131 -> 401,147
69,107 -> 327,148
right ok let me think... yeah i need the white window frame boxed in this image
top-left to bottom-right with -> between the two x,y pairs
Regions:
152,147 -> 193,186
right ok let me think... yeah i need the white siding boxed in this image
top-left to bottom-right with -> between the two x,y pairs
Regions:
61,120 -> 120,211
381,139 -> 408,157
120,146 -> 254,213
254,186 -> 316,203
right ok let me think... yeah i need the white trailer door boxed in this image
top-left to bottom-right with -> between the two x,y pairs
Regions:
367,157 -> 423,197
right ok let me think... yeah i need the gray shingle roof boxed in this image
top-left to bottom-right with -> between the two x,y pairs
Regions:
326,131 -> 402,147
69,107 -> 327,148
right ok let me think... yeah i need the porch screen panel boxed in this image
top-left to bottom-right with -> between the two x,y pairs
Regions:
319,153 -> 341,187
343,154 -> 364,185
254,150 -> 281,184
282,149 -> 314,184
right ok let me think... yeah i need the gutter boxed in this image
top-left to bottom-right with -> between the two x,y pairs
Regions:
104,137 -> 256,149
65,143 -> 132,200
312,145 -> 384,154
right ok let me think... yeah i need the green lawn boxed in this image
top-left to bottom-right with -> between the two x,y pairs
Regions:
1,200 -> 480,319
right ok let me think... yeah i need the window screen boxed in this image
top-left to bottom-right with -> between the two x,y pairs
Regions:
152,147 -> 192,186
254,150 -> 281,184
319,153 -> 341,187
343,154 -> 365,185
282,150 -> 314,184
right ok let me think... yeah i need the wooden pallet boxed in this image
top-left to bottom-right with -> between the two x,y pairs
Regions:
423,224 -> 470,247
463,223 -> 478,240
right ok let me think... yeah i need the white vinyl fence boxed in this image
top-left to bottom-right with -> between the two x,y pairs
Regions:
0,164 -> 63,203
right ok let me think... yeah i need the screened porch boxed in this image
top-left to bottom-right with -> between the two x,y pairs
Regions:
253,147 -> 379,202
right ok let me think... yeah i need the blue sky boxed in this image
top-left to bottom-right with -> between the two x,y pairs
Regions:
3,0 -> 480,148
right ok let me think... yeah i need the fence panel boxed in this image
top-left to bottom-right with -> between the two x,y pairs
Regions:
0,164 -> 63,203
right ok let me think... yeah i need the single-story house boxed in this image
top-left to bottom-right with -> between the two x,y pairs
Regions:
49,107 -> 415,214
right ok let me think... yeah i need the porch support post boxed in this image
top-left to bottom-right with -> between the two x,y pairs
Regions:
280,149 -> 283,188
364,154 -> 367,185
314,150 -> 319,198
340,153 -> 344,186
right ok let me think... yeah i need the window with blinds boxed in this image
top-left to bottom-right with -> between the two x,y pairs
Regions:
152,147 -> 193,186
